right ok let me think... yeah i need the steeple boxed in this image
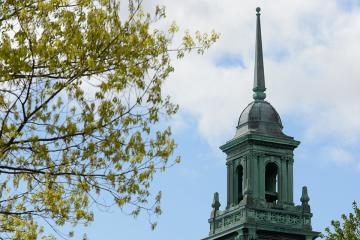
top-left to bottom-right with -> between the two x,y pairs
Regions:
253,7 -> 266,101
201,7 -> 320,240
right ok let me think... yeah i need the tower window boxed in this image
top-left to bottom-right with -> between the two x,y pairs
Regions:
236,165 -> 243,203
265,162 -> 278,203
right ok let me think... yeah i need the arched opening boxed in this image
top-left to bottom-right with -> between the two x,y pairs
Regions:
265,162 -> 278,203
236,165 -> 243,203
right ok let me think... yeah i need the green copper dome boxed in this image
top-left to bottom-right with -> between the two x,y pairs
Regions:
238,101 -> 282,126
235,100 -> 289,138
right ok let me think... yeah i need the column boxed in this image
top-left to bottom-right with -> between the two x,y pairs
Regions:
243,156 -> 248,194
252,154 -> 259,199
229,162 -> 233,207
246,155 -> 252,194
259,156 -> 265,201
281,158 -> 287,203
227,162 -> 230,208
288,159 -> 294,203
234,160 -> 238,205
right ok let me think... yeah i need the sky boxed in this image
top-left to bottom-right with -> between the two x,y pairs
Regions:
80,0 -> 360,239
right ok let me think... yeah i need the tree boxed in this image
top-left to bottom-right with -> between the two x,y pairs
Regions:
322,201 -> 360,240
0,0 -> 218,239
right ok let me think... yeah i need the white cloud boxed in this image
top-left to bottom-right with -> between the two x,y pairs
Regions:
322,146 -> 355,166
168,114 -> 189,134
151,0 -> 360,150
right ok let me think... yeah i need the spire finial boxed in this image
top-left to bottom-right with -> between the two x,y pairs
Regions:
211,192 -> 220,211
253,7 -> 266,101
300,186 -> 311,212
300,186 -> 310,204
256,7 -> 261,14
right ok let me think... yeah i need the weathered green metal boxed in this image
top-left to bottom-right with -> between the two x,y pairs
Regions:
253,7 -> 266,101
301,187 -> 310,204
201,7 -> 319,240
204,204 -> 316,239
301,186 -> 311,213
212,192 -> 221,212
220,133 -> 300,153
235,100 -> 290,140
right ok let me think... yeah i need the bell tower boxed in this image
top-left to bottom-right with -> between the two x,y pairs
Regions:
202,8 -> 319,240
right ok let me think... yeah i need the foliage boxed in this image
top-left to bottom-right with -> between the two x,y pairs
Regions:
0,0 -> 218,239
322,201 -> 360,240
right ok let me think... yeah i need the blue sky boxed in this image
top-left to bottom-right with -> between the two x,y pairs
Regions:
79,0 -> 360,239
82,112 -> 360,240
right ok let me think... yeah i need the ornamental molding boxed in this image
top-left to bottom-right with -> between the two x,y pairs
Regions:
209,207 -> 311,235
